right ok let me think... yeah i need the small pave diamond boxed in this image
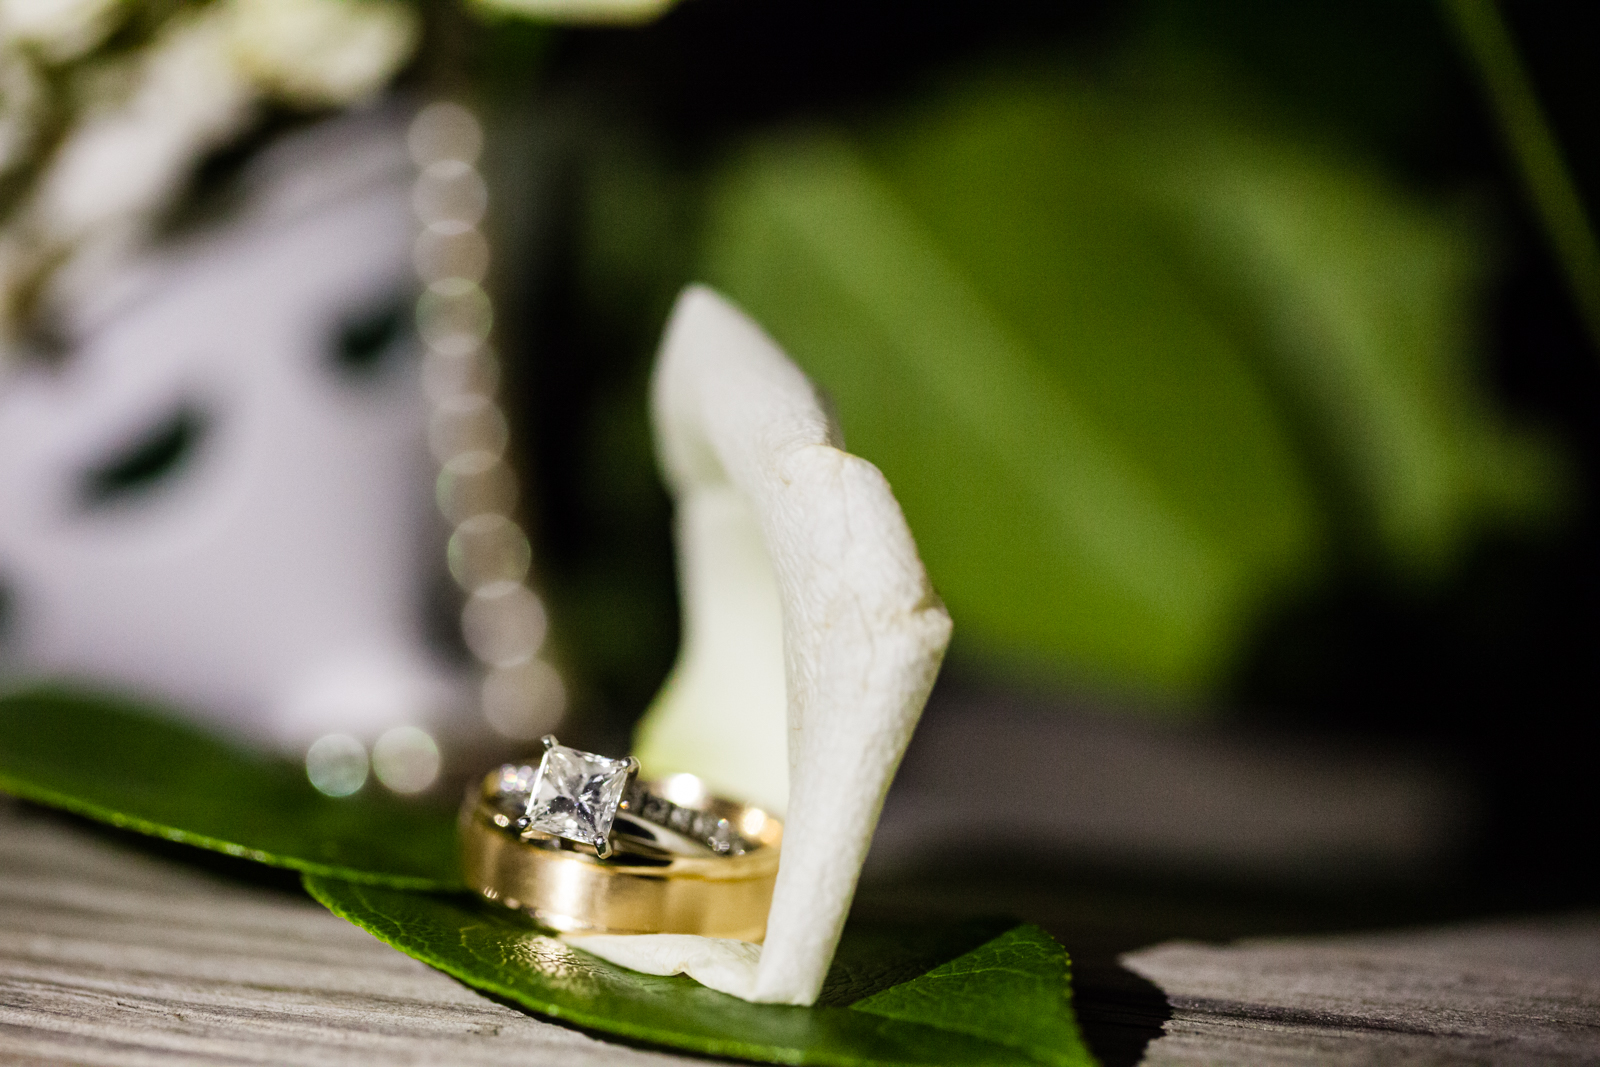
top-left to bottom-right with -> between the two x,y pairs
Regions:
523,744 -> 633,850
708,818 -> 735,854
494,763 -> 536,799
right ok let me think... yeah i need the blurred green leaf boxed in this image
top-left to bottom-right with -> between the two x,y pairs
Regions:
695,66 -> 1560,695
1126,90 -> 1563,570
0,688 -> 459,888
306,876 -> 1095,1067
701,93 -> 1318,693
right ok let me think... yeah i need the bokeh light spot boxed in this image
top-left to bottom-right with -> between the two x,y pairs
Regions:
306,733 -> 368,797
462,580 -> 548,667
447,513 -> 530,590
372,725 -> 441,794
483,658 -> 566,739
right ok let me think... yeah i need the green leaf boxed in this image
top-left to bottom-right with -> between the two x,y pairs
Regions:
0,687 -> 459,888
695,65 -> 1561,695
305,876 -> 1096,1067
1123,92 -> 1564,572
700,103 -> 1320,695
850,925 -> 1090,1062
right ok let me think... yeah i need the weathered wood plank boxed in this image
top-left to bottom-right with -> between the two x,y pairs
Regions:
1124,915 -> 1600,1066
8,793 -> 1600,1066
0,798 -> 689,1066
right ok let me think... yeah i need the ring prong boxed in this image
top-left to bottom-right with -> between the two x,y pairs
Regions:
626,756 -> 641,776
594,835 -> 613,860
541,734 -> 558,752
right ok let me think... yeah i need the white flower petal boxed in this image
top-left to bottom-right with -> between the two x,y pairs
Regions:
632,479 -> 789,814
37,12 -> 252,238
632,286 -> 952,1005
0,0 -> 119,63
0,0 -> 421,358
566,934 -> 762,999
227,0 -> 420,108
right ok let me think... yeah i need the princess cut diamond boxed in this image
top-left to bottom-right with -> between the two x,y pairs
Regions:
522,743 -> 633,851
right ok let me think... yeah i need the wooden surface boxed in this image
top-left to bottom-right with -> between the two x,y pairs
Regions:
0,799 -> 686,1066
1124,916 -> 1600,1066
3,796 -> 1598,1066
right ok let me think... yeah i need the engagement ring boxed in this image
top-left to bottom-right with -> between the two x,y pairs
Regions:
461,737 -> 782,937
489,735 -> 764,859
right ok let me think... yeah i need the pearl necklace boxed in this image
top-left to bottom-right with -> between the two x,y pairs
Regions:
408,102 -> 566,747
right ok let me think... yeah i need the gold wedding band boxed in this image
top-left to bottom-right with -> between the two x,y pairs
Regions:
460,771 -> 782,939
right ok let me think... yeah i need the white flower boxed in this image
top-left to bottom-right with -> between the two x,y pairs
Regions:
0,0 -> 119,64
0,0 -> 422,357
37,11 -> 253,239
226,0 -> 420,108
0,8 -> 260,352
573,287 -> 953,1005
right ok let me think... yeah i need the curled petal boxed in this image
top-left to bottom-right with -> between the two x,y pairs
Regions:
621,286 -> 952,1005
567,934 -> 762,999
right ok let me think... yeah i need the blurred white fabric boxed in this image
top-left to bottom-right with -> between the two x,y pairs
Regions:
0,113 -> 467,752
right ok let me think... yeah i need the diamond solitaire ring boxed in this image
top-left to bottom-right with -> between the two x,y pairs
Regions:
461,743 -> 782,937
487,735 -> 761,860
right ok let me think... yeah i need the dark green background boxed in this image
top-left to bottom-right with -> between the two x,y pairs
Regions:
472,0 -> 1599,903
